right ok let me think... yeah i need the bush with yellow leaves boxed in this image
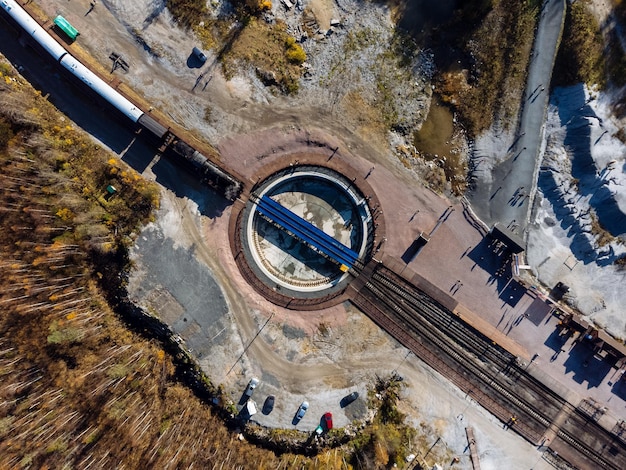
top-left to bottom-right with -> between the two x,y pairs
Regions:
285,36 -> 306,65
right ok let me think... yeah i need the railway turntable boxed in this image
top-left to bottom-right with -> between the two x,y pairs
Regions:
231,164 -> 377,308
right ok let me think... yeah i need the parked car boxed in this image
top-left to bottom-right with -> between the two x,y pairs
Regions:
340,391 -> 359,407
244,401 -> 257,418
295,401 -> 309,420
323,412 -> 333,430
262,395 -> 275,415
192,46 -> 207,64
244,378 -> 259,397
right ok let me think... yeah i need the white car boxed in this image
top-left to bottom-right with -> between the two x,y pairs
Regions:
244,378 -> 259,397
295,401 -> 309,420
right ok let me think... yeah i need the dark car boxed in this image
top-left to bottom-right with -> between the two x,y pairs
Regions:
340,391 -> 359,408
323,412 -> 333,430
192,46 -> 207,64
262,395 -> 275,415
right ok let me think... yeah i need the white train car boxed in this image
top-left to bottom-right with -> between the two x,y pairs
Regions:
1,0 -> 242,200
1,0 -> 144,123
1,0 -> 66,61
59,54 -> 143,122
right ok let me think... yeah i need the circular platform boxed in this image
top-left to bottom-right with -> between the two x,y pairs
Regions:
236,165 -> 375,304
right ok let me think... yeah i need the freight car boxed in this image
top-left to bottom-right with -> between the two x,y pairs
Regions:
168,139 -> 242,201
0,0 -> 242,201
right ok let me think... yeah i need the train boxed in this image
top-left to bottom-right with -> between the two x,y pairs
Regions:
0,0 -> 242,201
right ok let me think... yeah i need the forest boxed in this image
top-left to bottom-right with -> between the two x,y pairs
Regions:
0,59 -> 286,469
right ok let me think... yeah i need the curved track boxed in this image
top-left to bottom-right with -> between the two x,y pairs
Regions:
352,263 -> 626,470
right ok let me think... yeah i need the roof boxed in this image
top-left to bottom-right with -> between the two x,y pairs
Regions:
490,223 -> 525,254
256,195 -> 359,269
53,15 -> 79,41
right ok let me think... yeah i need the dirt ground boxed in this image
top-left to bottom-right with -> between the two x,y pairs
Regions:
129,185 -> 550,469
23,0 -> 576,468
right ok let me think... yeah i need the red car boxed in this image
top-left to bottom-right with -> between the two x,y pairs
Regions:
323,412 -> 333,430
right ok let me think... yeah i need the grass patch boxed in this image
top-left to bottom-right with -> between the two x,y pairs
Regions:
443,0 -> 539,136
607,1 -> 626,117
589,209 -> 614,247
0,116 -> 13,150
341,90 -> 388,138
553,0 -> 606,87
344,27 -> 382,53
606,0 -> 626,89
607,38 -> 626,88
166,0 -> 208,29
220,18 -> 304,93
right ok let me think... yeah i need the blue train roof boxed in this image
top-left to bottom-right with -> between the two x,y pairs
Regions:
256,195 -> 359,270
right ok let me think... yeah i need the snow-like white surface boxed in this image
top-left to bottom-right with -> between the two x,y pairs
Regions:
528,85 -> 626,339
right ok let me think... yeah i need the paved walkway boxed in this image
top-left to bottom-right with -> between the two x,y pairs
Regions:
395,198 -> 626,427
469,0 -> 566,233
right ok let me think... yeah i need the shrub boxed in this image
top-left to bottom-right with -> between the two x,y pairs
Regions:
285,39 -> 306,65
554,1 -> 605,87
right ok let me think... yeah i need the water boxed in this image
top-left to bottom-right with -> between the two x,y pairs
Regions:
413,96 -> 455,160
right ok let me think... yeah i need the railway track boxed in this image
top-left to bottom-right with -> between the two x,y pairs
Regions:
352,263 -> 626,470
371,267 -> 571,409
356,278 -> 551,442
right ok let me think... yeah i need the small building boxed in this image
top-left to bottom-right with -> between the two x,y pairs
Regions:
192,47 -> 207,64
53,16 -> 79,42
245,400 -> 257,417
489,223 -> 525,254
105,185 -> 117,200
401,232 -> 429,264
237,400 -> 257,421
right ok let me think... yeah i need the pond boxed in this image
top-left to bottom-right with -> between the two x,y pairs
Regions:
413,95 -> 455,160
